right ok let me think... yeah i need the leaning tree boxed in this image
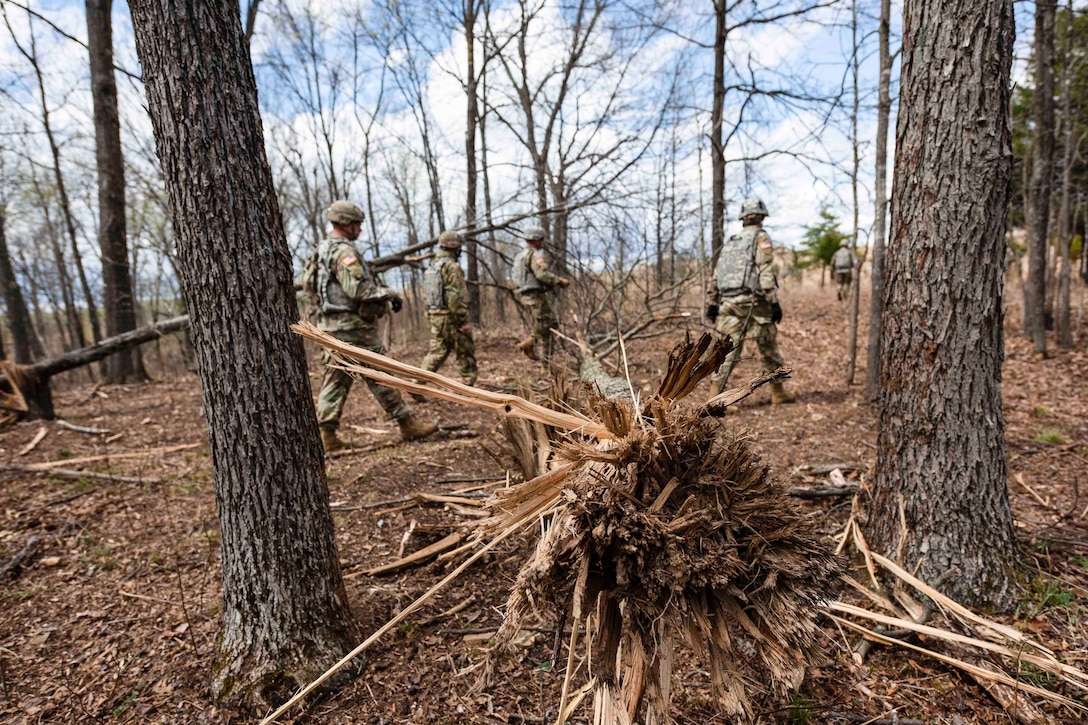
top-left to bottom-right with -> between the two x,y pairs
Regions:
128,0 -> 358,706
865,0 -> 1019,609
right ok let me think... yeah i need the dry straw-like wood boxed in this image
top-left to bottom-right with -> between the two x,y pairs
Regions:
467,333 -> 845,724
274,325 -> 1087,724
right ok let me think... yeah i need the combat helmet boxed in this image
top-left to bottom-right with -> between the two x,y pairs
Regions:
524,225 -> 546,242
739,197 -> 769,219
438,230 -> 463,250
325,200 -> 366,225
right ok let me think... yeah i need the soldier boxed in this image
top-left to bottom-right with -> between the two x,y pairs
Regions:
512,226 -> 570,362
831,242 -> 854,301
420,230 -> 477,385
705,197 -> 795,403
312,200 -> 438,452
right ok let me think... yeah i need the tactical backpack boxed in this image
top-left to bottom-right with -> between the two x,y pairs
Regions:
512,248 -> 542,294
424,256 -> 452,310
314,238 -> 361,314
714,227 -> 760,296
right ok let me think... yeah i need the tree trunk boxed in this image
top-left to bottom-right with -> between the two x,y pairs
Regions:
479,64 -> 505,321
866,0 -> 1018,610
43,99 -> 103,350
864,0 -> 892,401
87,0 -> 148,383
845,0 -> 861,385
7,13 -> 102,349
464,0 -> 481,325
710,0 -> 727,266
1056,0 -> 1074,349
0,207 -> 41,363
128,0 -> 358,708
1027,0 -> 1056,354
34,180 -> 83,352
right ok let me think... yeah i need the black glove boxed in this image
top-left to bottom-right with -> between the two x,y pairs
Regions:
770,301 -> 783,324
706,304 -> 719,323
391,295 -> 403,313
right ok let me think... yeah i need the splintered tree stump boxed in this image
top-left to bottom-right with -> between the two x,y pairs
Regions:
482,334 -> 844,724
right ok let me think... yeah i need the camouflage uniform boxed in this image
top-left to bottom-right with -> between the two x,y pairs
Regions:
513,240 -> 565,362
706,219 -> 787,394
314,235 -> 410,430
420,248 -> 478,385
831,245 -> 853,301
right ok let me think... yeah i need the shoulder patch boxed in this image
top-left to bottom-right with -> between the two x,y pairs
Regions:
340,254 -> 358,267
759,240 -> 772,249
534,257 -> 547,268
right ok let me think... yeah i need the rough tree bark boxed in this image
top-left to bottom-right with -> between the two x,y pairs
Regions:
864,0 -> 892,400
86,0 -> 148,382
1027,0 -> 1055,355
866,0 -> 1018,610
128,0 -> 359,707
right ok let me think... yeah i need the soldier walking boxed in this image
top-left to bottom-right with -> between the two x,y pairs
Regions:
420,231 -> 477,385
512,226 -> 569,362
831,242 -> 854,301
705,198 -> 795,403
310,200 -> 438,451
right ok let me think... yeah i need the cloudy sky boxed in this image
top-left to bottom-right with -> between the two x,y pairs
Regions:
0,0 -> 1046,276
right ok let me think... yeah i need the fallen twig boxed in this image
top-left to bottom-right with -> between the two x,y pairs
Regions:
16,427 -> 48,456
419,594 -> 476,626
26,443 -> 200,470
119,590 -> 182,607
57,419 -> 110,436
1,536 -> 40,581
787,483 -> 859,499
792,463 -> 862,477
1015,473 -> 1051,509
825,713 -> 923,725
362,533 -> 463,576
2,464 -> 158,484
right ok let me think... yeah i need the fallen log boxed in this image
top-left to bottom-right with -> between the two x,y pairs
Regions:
0,315 -> 189,421
787,483 -> 860,499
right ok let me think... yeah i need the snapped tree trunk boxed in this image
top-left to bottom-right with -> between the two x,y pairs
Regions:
866,0 -> 1018,610
3,316 -> 189,420
128,0 -> 358,708
87,0 -> 148,383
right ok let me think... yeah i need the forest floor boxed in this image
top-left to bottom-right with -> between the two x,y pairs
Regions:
1,279 -> 1087,725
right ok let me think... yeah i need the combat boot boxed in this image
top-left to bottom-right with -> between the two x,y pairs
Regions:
398,414 -> 439,442
320,428 -> 349,453
516,336 -> 539,361
770,382 -> 796,405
